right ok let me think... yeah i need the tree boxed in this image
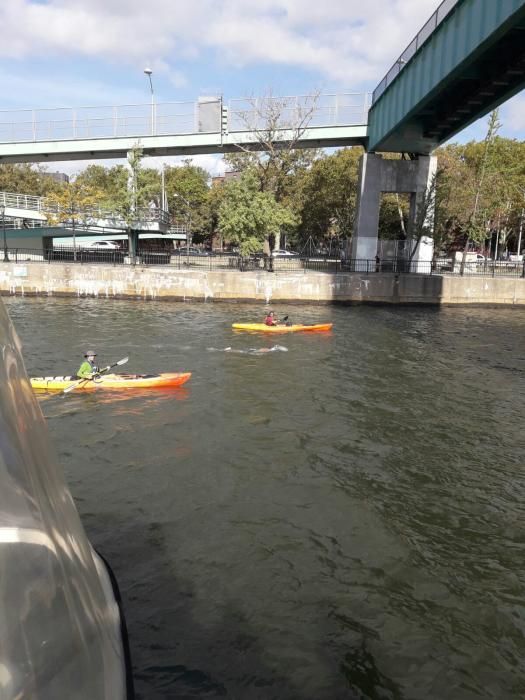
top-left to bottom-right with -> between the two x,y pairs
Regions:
218,170 -> 297,255
408,170 -> 440,262
378,194 -> 409,242
164,161 -> 211,239
75,164 -> 129,210
44,180 -> 105,224
207,179 -> 228,249
227,90 -> 322,198
294,147 -> 363,250
460,109 -> 501,271
225,90 -> 322,250
44,179 -> 105,259
0,163 -> 63,196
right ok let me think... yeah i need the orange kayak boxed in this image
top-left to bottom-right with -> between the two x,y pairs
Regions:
31,372 -> 192,391
232,323 -> 333,333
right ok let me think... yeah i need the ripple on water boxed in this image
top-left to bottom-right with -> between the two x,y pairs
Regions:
5,297 -> 525,700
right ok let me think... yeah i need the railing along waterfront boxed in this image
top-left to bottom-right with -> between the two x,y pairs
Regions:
372,0 -> 460,103
0,190 -> 170,228
0,92 -> 370,144
3,249 -> 524,277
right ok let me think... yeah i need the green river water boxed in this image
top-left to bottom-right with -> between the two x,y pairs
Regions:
5,297 -> 525,700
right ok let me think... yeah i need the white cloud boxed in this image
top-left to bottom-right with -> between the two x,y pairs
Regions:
502,92 -> 525,133
0,0 -> 441,85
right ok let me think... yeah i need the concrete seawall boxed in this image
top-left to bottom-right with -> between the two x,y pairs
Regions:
0,262 -> 524,306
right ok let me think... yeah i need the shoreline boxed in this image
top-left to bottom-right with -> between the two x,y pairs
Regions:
1,262 -> 524,307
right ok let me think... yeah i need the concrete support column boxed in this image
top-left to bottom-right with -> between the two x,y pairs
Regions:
128,230 -> 139,263
407,154 -> 438,240
350,153 -> 438,262
350,153 -> 381,261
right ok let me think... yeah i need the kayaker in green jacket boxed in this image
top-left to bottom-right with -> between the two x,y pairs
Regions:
77,351 -> 100,379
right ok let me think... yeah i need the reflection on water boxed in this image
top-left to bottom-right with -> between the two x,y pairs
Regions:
36,387 -> 190,417
5,297 -> 525,700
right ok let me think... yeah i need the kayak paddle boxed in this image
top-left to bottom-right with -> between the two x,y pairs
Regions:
63,356 -> 129,394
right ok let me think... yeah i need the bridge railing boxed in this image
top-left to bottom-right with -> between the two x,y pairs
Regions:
0,93 -> 370,144
372,0 -> 460,103
43,205 -> 170,225
228,93 -> 371,132
0,219 -> 44,229
0,191 -> 45,211
0,102 -> 200,143
0,190 -> 170,227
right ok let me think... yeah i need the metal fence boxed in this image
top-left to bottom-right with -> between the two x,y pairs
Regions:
3,249 -> 524,277
0,92 -> 370,145
228,93 -> 371,132
372,0 -> 460,103
0,190 -> 170,230
0,191 -> 45,211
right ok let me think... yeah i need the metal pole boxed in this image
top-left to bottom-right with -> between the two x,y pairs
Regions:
175,193 -> 190,263
144,70 -> 155,136
517,208 -> 523,256
72,202 -> 77,262
186,208 -> 191,263
1,205 -> 8,262
161,165 -> 166,211
151,92 -> 156,136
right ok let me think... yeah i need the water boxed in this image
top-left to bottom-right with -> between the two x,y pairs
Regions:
5,297 -> 525,700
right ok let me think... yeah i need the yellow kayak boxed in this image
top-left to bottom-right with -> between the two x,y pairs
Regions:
31,372 -> 192,391
232,323 -> 333,333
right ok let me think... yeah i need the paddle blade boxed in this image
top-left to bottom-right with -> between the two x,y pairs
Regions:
116,356 -> 129,366
63,379 -> 86,394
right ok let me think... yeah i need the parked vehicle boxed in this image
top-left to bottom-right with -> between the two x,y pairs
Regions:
271,249 -> 300,258
84,240 -> 121,250
173,246 -> 209,256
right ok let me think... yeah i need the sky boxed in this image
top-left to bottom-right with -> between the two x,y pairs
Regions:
0,0 -> 524,178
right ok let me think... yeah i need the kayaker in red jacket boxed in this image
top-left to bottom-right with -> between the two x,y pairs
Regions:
264,311 -> 279,326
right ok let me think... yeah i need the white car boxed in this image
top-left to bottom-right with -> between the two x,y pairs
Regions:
84,240 -> 120,250
271,249 -> 300,257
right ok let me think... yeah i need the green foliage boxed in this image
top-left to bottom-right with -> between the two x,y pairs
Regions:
294,147 -> 362,246
44,180 -> 105,225
435,110 -> 525,254
0,164 -> 63,196
75,164 -> 129,209
218,171 -> 297,255
164,161 -> 210,236
379,194 -> 409,241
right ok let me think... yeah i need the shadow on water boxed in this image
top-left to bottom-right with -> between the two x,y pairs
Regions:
91,511 -> 308,700
93,509 -> 405,700
341,643 -> 404,700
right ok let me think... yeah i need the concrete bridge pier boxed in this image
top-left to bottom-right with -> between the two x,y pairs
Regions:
350,153 -> 437,261
128,230 -> 139,262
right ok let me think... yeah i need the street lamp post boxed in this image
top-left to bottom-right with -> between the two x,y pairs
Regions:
174,193 -> 191,260
0,204 -> 9,262
144,68 -> 155,136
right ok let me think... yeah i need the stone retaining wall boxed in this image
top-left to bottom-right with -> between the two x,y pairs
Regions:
0,262 -> 524,306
